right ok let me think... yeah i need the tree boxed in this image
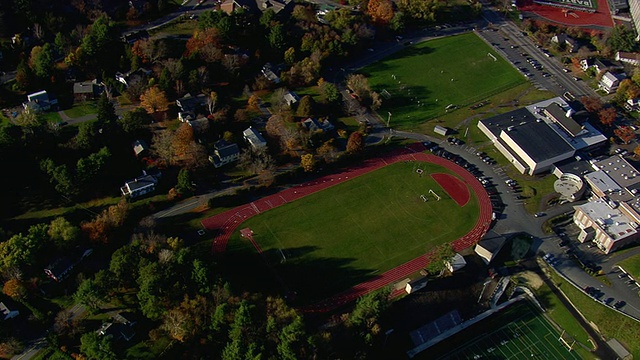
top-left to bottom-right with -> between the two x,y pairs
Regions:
14,109 -> 41,129
74,278 -> 104,311
321,82 -> 341,104
76,147 -> 111,184
118,108 -> 150,134
301,154 -> 316,172
151,129 -> 176,166
390,11 -> 406,32
425,243 -> 456,275
296,95 -> 315,117
614,126 -> 636,144
109,245 -> 140,286
598,107 -> 617,127
176,168 -> 196,195
580,96 -> 603,113
607,25 -> 637,53
80,332 -> 117,360
346,131 -> 365,153
248,95 -> 260,110
239,147 -> 275,176
367,0 -> 394,26
634,145 -> 640,158
75,122 -> 98,150
40,159 -> 76,197
48,217 -> 79,246
268,24 -> 286,51
346,74 -> 371,99
3,279 -> 27,300
29,43 -> 55,78
140,86 -> 170,114
284,47 -> 296,65
137,262 -> 167,320
207,91 -> 218,115
96,93 -> 117,131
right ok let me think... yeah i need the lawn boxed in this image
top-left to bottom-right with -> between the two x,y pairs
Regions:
545,263 -> 640,357
361,32 -> 526,130
618,253 -> 640,280
41,111 -> 63,123
63,101 -> 97,118
225,161 -> 479,302
422,300 -> 582,360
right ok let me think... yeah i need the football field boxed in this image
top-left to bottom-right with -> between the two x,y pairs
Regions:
362,32 -> 525,129
433,301 -> 582,360
225,161 -> 479,301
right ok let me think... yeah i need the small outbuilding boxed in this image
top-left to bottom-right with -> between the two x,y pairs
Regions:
434,125 -> 449,136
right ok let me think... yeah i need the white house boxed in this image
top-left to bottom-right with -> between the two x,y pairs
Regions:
283,91 -> 299,106
551,34 -> 578,52
599,71 -> 625,94
243,127 -> 267,149
23,90 -> 58,112
616,51 -> 640,66
120,172 -> 160,198
209,140 -> 241,168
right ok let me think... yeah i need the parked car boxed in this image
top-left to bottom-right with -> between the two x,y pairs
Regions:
604,297 -> 614,305
613,300 -> 626,309
534,212 -> 545,218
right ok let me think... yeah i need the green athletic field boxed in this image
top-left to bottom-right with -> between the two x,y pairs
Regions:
361,32 -> 525,129
422,301 -> 582,360
225,161 -> 479,301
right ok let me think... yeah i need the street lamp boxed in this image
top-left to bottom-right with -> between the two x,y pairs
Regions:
387,112 -> 392,128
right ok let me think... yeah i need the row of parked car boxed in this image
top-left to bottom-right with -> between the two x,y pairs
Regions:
584,286 -> 626,309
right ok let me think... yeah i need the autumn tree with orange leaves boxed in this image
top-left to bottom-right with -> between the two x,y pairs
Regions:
580,96 -> 603,113
598,107 -> 617,127
614,126 -> 636,144
3,279 -> 27,300
367,0 -> 394,26
184,28 -> 221,58
140,86 -> 170,114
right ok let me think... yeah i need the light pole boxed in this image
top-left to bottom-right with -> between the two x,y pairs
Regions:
387,112 -> 392,127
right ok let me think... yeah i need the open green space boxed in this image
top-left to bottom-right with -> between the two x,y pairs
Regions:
41,111 -> 63,123
63,101 -> 97,119
424,300 -> 582,360
618,253 -> 640,281
226,161 -> 479,301
362,32 -> 525,130
545,263 -> 640,357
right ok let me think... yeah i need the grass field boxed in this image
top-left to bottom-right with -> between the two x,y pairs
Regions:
63,101 -> 97,118
225,161 -> 479,301
361,32 -> 525,130
427,301 -> 582,360
618,253 -> 640,280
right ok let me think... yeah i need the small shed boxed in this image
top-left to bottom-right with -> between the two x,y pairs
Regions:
405,277 -> 428,294
445,253 -> 467,272
434,125 -> 449,136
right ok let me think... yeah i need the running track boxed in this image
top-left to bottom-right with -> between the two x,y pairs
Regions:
202,143 -> 493,312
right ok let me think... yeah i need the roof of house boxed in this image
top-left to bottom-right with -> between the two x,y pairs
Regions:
0,302 -> 14,317
132,140 -> 148,156
283,91 -> 299,104
73,80 -> 103,95
593,155 -> 640,190
595,58 -> 623,70
543,103 -> 584,137
481,108 -> 573,163
125,174 -> 158,192
214,140 -> 240,158
243,127 -> 266,146
476,230 -> 507,253
602,71 -> 625,84
176,93 -> 207,112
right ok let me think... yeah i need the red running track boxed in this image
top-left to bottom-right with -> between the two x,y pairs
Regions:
431,173 -> 471,207
517,0 -> 613,28
202,143 -> 493,312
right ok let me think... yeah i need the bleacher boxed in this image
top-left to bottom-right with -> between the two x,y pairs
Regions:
409,310 -> 463,346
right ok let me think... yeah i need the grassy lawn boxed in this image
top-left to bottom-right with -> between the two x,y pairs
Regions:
362,32 -> 525,131
516,271 -> 593,351
63,101 -> 97,118
149,18 -> 197,37
41,111 -> 63,123
618,253 -> 640,280
225,161 -> 479,302
545,263 -> 640,357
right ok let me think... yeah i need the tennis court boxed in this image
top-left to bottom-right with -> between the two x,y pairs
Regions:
436,301 -> 581,360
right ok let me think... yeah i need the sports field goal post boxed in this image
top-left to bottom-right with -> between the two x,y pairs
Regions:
558,330 -> 576,351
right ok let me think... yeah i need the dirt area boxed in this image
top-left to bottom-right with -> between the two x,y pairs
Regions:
514,270 -> 544,290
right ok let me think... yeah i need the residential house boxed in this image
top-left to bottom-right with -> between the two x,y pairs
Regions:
243,126 -> 267,149
582,58 -> 624,73
97,322 -> 136,342
73,79 -> 104,101
44,248 -> 93,282
115,68 -> 152,88
120,171 -> 160,198
262,64 -> 281,84
283,91 -> 299,106
209,140 -> 241,168
176,93 -> 207,113
599,71 -> 626,94
626,98 -> 640,112
132,140 -> 148,157
187,117 -> 209,134
121,30 -> 149,44
221,0 -> 292,14
616,51 -> 640,66
23,90 -> 58,112
0,302 -> 19,320
178,111 -> 196,122
302,117 -> 334,132
551,33 -> 578,52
